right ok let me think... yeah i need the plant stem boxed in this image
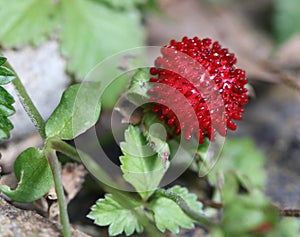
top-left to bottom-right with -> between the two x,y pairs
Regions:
155,189 -> 217,227
50,139 -> 81,162
46,148 -> 71,237
5,62 -> 46,140
279,209 -> 300,217
49,138 -> 116,186
49,138 -> 165,236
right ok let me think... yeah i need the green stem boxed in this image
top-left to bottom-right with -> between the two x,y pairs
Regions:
5,62 -> 46,140
46,148 -> 71,237
154,189 -> 217,227
50,139 -> 81,162
49,138 -> 116,186
49,138 -> 164,236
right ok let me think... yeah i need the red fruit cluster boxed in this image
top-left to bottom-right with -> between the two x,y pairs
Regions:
148,36 -> 248,143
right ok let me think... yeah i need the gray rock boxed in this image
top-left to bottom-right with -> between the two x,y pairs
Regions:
3,41 -> 70,139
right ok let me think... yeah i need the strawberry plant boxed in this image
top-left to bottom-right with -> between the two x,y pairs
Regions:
0,33 -> 299,237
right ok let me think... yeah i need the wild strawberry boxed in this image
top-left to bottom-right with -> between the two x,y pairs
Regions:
148,37 -> 248,143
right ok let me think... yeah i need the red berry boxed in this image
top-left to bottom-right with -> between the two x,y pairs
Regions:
148,37 -> 248,143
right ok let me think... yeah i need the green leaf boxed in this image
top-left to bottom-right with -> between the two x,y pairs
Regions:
220,173 -> 279,236
0,87 -> 14,106
0,57 -> 15,142
60,0 -> 145,78
148,186 -> 203,233
0,147 -> 54,202
207,138 -> 266,188
269,218 -> 300,237
120,125 -> 167,200
0,0 -> 59,47
87,194 -> 144,236
127,69 -> 151,106
45,82 -> 101,140
142,113 -> 170,165
0,116 -> 14,141
0,67 -> 15,85
0,57 -> 15,85
274,0 -> 300,43
101,73 -> 130,109
210,174 -> 300,236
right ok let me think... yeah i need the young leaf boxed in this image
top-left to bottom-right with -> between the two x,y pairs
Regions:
45,82 -> 101,140
0,147 -> 54,202
207,138 -> 266,188
120,125 -> 167,201
0,0 -> 59,47
126,69 -> 151,106
0,57 -> 15,141
148,186 -> 203,233
142,113 -> 170,165
60,0 -> 145,78
87,194 -> 144,236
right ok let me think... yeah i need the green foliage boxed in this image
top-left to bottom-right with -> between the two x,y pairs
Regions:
60,0 -> 145,78
0,0 -> 145,79
207,138 -> 266,188
45,82 -> 101,140
0,0 -> 146,110
222,174 -> 278,233
88,194 -> 144,236
0,57 -> 15,141
0,0 -> 59,47
0,147 -> 54,202
149,186 -> 203,233
120,125 -> 168,200
100,73 -> 130,109
273,219 -> 300,237
142,113 -> 170,165
274,0 -> 300,43
210,173 -> 300,237
126,68 -> 151,106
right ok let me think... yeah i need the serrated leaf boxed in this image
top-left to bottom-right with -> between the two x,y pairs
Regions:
0,87 -> 14,105
0,0 -> 59,47
207,138 -> 266,188
274,0 -> 300,43
0,147 -> 54,202
0,57 -> 15,84
127,69 -> 151,105
0,116 -> 14,141
149,186 -> 203,233
88,194 -> 144,236
45,82 -> 101,140
0,66 -> 15,85
120,125 -> 167,200
0,57 -> 15,142
143,113 -> 170,165
0,57 -> 6,65
60,0 -> 145,78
